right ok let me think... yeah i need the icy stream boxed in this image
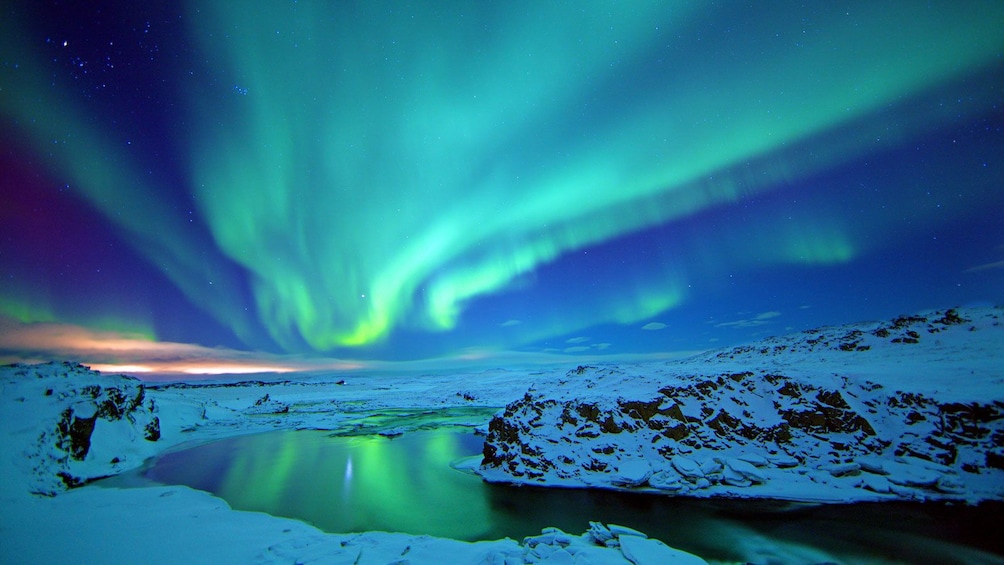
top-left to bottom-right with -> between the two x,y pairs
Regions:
136,427 -> 1002,564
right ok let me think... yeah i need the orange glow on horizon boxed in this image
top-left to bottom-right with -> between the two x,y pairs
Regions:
88,364 -> 155,373
179,364 -> 296,375
1,318 -> 370,378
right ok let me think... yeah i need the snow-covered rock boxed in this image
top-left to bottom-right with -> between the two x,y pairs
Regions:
514,524 -> 708,565
618,534 -> 708,565
671,456 -> 703,480
1,362 -> 162,494
721,457 -> 767,484
610,459 -> 652,486
245,393 -> 290,415
478,308 -> 1004,503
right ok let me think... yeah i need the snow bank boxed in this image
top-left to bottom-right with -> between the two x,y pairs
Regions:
0,362 -> 162,495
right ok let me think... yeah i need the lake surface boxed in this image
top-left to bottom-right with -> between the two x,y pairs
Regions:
143,428 -> 1003,564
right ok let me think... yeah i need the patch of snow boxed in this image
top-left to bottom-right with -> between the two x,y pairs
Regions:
618,535 -> 707,565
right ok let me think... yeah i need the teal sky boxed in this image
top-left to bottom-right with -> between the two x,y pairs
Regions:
1,1 -> 1002,373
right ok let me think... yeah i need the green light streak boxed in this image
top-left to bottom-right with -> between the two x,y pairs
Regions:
0,294 -> 56,326
186,2 -> 1003,349
0,20 -> 259,346
0,277 -> 155,340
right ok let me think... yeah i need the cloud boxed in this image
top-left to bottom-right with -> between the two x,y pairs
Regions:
964,244 -> 1004,272
1,318 -> 689,381
500,319 -> 522,327
564,341 -> 614,353
641,322 -> 667,331
565,336 -> 591,344
0,317 -> 364,378
715,311 -> 782,328
965,260 -> 1004,273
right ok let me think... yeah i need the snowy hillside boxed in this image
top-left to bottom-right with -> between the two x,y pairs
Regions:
478,308 -> 1004,503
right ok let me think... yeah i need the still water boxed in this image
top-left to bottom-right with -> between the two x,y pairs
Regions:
143,428 -> 1003,564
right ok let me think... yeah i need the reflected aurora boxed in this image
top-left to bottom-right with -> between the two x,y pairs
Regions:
155,429 -> 496,539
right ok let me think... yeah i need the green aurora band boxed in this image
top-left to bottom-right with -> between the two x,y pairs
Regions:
3,2 -> 1003,354
188,2 -> 1001,350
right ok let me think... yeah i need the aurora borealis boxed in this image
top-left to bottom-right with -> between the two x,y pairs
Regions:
2,1 -> 1003,372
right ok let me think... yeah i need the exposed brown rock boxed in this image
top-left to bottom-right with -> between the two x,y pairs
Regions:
619,399 -> 662,422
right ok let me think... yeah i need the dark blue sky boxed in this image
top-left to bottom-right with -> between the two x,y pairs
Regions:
1,1 -> 1002,371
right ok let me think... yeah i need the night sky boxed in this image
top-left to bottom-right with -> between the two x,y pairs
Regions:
2,1 -> 1002,374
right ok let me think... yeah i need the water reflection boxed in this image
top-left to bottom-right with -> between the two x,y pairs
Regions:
145,429 -> 1004,564
148,429 -> 494,540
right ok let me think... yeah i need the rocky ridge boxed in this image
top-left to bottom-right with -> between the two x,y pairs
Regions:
3,362 -> 162,494
478,307 -> 1004,503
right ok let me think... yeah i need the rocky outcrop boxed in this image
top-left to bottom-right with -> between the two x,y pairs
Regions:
9,363 -> 162,494
478,308 -> 1004,503
516,523 -> 707,565
246,393 -> 290,415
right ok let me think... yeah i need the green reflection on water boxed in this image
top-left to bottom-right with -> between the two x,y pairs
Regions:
149,428 -> 493,539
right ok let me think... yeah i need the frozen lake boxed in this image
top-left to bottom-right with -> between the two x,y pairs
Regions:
141,427 -> 1003,564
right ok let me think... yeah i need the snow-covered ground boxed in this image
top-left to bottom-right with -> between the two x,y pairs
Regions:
1,307 -> 1002,564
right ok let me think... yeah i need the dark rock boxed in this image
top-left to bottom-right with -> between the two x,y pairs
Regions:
57,472 -> 85,489
986,449 -> 1004,470
600,415 -> 624,434
892,315 -> 927,329
660,402 -> 686,423
576,403 -> 601,423
144,417 -> 161,441
129,385 -> 145,411
817,390 -> 851,409
619,399 -> 662,422
777,381 -> 802,397
706,409 -> 741,436
934,308 -> 968,326
660,423 -> 689,441
56,409 -> 98,461
559,407 -> 579,427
